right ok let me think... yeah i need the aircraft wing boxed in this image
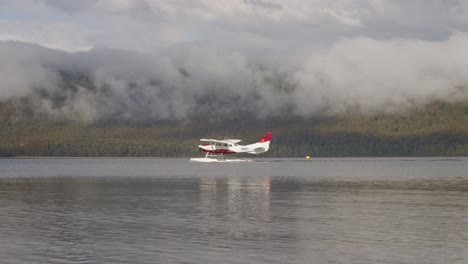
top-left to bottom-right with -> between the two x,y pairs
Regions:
200,139 -> 242,144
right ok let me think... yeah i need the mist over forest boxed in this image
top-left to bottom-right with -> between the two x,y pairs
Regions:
1,37 -> 467,123
1,1 -> 468,123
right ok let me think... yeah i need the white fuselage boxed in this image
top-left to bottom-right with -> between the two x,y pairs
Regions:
195,132 -> 272,160
199,141 -> 270,154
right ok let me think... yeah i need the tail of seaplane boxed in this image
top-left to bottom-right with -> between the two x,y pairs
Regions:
245,132 -> 272,154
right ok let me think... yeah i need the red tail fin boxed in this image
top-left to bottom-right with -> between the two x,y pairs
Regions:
258,132 -> 272,142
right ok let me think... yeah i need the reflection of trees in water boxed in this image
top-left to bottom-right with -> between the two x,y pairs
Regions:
198,176 -> 271,240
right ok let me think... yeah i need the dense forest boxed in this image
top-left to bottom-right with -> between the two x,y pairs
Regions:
0,100 -> 467,157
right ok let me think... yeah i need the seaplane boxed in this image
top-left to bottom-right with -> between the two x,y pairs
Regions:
190,132 -> 272,162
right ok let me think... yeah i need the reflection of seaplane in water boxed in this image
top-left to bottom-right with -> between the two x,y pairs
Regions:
190,132 -> 272,162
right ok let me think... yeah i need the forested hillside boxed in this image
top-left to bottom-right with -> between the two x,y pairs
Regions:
0,43 -> 467,157
0,101 -> 466,157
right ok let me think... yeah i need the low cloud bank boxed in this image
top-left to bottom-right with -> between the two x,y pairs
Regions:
1,33 -> 467,122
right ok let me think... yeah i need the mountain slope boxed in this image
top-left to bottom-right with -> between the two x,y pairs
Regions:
0,101 -> 466,157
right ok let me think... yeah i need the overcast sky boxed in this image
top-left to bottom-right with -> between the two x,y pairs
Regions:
2,0 -> 468,52
1,0 -> 468,121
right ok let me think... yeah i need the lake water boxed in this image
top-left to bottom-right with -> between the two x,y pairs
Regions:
0,157 -> 467,264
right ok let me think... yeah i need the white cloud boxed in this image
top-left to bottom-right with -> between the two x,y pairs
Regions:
294,32 -> 468,114
0,20 -> 93,52
1,0 -> 467,53
0,0 -> 467,121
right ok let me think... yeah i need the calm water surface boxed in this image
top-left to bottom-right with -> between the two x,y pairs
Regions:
0,158 -> 467,264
